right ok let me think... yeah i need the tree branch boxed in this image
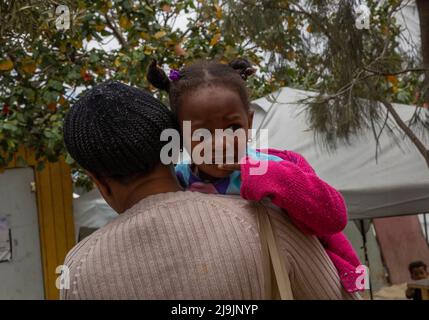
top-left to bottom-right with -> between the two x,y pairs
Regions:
363,67 -> 429,76
381,100 -> 429,168
103,13 -> 127,49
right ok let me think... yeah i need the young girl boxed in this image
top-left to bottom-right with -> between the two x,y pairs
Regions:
147,58 -> 363,293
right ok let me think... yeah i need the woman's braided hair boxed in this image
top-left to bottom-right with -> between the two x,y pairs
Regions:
63,80 -> 178,183
146,58 -> 256,113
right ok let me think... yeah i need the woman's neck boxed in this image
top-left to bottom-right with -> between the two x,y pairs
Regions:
120,169 -> 182,212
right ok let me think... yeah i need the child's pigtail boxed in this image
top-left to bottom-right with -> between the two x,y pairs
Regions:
147,59 -> 171,92
228,58 -> 256,81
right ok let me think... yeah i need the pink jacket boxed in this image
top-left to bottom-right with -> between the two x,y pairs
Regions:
241,148 -> 363,293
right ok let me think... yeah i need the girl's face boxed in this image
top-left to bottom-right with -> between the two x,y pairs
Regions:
177,86 -> 253,179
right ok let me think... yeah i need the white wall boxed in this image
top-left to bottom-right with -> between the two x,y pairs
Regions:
0,168 -> 44,299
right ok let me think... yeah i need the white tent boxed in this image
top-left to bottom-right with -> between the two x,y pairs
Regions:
250,87 -> 429,220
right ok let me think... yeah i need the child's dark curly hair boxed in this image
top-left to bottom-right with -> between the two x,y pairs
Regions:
146,58 -> 256,114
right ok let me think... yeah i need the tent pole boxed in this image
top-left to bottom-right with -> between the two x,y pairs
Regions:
360,219 -> 373,300
424,213 -> 428,244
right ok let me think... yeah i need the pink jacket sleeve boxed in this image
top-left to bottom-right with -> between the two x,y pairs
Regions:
240,149 -> 348,236
320,233 -> 364,293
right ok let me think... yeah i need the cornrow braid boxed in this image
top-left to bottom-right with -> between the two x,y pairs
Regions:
146,58 -> 256,113
63,80 -> 178,182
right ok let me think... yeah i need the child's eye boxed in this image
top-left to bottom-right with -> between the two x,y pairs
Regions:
226,124 -> 242,131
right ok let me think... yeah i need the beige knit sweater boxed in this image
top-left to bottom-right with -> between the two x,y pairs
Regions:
61,191 -> 360,300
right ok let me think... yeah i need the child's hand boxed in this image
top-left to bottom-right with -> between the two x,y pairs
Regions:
217,163 -> 241,172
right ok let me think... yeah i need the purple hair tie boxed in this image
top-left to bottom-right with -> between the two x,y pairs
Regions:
169,69 -> 181,81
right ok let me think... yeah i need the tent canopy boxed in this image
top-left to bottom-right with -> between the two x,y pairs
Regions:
251,87 -> 429,220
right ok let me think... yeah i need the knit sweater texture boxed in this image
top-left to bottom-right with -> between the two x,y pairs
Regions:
61,191 -> 360,300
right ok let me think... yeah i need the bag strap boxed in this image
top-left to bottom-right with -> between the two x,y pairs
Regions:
257,205 -> 294,300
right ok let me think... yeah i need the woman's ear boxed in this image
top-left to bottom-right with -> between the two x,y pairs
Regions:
86,171 -> 112,200
86,171 -> 122,212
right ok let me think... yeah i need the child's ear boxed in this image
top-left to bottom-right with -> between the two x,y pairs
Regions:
247,110 -> 254,129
